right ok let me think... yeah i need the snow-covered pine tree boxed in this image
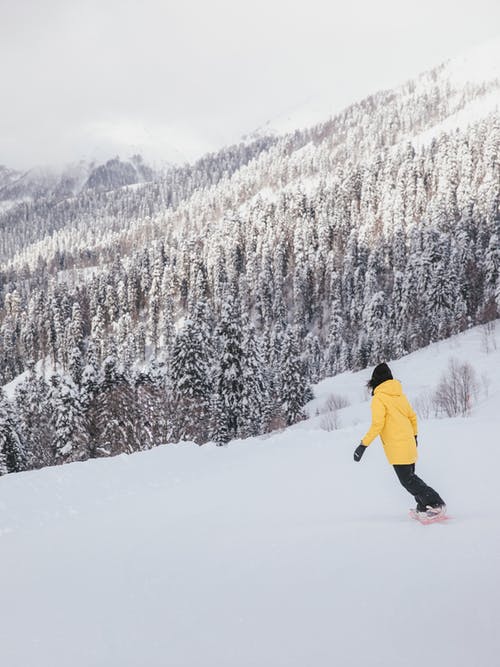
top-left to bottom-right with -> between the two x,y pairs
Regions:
323,300 -> 344,376
212,294 -> 245,444
170,317 -> 212,443
148,272 -> 162,355
48,374 -> 87,462
95,355 -> 140,456
160,266 -> 175,363
133,359 -> 169,448
240,316 -> 268,438
115,313 -> 135,373
67,301 -> 85,385
305,333 -> 322,384
91,305 -> 107,363
80,340 -> 101,458
15,369 -> 53,469
425,232 -> 461,340
0,389 -> 26,475
280,328 -> 309,426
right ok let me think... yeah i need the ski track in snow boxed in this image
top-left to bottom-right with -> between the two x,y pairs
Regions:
1,322 -> 500,666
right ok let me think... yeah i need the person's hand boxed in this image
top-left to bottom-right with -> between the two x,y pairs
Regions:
354,443 -> 367,462
415,435 -> 418,447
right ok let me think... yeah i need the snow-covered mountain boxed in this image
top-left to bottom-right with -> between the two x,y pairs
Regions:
247,36 -> 500,140
1,321 -> 499,667
75,117 -> 229,170
0,38 -> 498,469
0,154 -> 158,206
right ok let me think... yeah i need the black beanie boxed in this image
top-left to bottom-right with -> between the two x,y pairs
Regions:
367,362 -> 393,394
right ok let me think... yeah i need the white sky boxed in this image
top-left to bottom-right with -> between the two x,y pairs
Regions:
1,0 -> 499,169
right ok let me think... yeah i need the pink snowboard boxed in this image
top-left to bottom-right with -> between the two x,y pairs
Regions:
409,508 -> 450,525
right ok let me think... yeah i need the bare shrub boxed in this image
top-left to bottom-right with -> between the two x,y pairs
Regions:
323,393 -> 350,412
412,391 -> 435,419
433,358 -> 479,417
319,393 -> 350,431
320,411 -> 341,431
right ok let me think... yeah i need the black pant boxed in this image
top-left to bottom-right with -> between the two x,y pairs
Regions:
393,464 -> 445,510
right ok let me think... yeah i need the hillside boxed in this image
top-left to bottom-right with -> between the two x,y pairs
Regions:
2,38 -> 499,271
249,36 -> 500,139
1,322 -> 499,667
0,38 -> 498,468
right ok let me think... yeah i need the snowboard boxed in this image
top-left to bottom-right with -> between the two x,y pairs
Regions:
409,508 -> 450,525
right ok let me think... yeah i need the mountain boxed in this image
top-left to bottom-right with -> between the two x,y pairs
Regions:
0,39 -> 498,470
0,164 -> 21,190
0,165 -> 22,213
0,155 -> 158,207
75,118 -> 228,169
247,36 -> 500,140
83,155 -> 155,192
0,162 -> 86,204
1,321 -> 499,666
3,37 -> 498,270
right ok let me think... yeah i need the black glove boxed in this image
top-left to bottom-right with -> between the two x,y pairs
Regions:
415,435 -> 418,447
354,443 -> 367,462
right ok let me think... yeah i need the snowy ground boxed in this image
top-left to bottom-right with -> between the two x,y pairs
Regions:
1,323 -> 500,666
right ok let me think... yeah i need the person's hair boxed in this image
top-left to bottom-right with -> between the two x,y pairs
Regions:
367,362 -> 393,395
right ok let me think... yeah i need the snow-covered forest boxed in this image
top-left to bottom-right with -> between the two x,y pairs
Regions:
0,45 -> 499,472
2,323 -> 500,667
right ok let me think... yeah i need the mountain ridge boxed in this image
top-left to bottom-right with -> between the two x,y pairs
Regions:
247,35 -> 500,140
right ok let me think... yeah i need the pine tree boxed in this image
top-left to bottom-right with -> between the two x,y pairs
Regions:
67,302 -> 85,385
91,305 -> 107,363
15,370 -> 53,469
148,273 -> 162,355
0,389 -> 26,475
280,328 -> 309,426
239,317 -> 268,438
133,361 -> 169,448
170,318 -> 212,442
212,295 -> 245,444
48,374 -> 87,462
324,300 -> 344,376
95,356 -> 140,456
81,341 -> 101,458
160,266 -> 175,363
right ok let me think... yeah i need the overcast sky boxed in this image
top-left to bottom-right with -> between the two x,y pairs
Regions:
1,0 -> 499,169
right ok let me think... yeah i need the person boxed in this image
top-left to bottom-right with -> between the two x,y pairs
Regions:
353,362 -> 446,518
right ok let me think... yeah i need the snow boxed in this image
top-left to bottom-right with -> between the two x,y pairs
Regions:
56,265 -> 105,286
80,118 -> 225,168
2,370 -> 29,400
248,92 -> 346,139
248,38 -> 500,141
1,321 -> 500,666
307,322 -> 499,428
411,91 -> 499,148
443,35 -> 500,87
0,200 -> 22,214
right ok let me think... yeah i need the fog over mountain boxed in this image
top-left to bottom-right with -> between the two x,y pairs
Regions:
1,0 -> 499,168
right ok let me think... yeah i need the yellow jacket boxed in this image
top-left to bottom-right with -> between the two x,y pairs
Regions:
361,379 -> 418,465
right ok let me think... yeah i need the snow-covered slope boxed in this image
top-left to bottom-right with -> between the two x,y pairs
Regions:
1,323 -> 500,667
443,35 -> 500,87
249,36 -> 500,140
